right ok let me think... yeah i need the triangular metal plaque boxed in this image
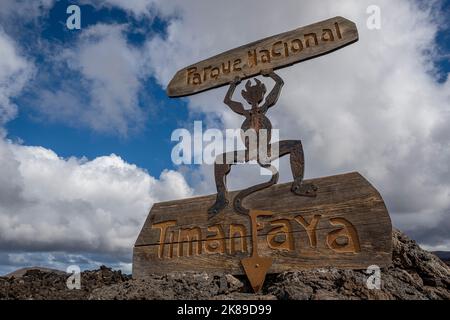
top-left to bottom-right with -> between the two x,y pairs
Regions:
241,256 -> 273,293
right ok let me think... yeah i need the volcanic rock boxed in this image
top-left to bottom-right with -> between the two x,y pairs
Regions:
1,230 -> 449,300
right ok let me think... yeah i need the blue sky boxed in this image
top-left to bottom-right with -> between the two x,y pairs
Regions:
4,0 -> 450,177
0,0 -> 449,275
5,0 -> 191,177
435,1 -> 450,82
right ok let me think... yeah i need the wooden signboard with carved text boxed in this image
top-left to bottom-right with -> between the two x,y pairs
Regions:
133,173 -> 392,279
135,15 -> 390,292
167,16 -> 358,97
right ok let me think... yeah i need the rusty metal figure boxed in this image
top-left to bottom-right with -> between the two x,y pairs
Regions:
208,69 -> 318,218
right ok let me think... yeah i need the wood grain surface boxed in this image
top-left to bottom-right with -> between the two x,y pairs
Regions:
167,16 -> 358,97
133,172 -> 392,278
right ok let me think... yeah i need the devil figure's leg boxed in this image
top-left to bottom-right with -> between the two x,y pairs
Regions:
208,150 -> 245,218
277,140 -> 318,197
208,162 -> 231,217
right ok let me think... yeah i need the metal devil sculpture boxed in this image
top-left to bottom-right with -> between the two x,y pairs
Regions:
165,16 -> 359,292
208,70 -> 318,217
133,17 -> 392,293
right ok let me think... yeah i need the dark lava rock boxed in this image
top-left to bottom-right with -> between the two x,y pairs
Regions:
265,230 -> 450,300
0,265 -> 130,300
89,273 -> 247,300
1,230 -> 449,300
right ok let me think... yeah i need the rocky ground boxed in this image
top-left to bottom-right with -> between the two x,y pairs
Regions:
1,229 -> 449,300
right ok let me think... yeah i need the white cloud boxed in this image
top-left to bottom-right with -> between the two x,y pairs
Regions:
142,0 -> 450,249
0,1 -> 195,272
36,24 -> 148,136
0,1 -> 180,273
88,0 -> 154,17
0,0 -> 449,275
0,138 -> 193,254
0,29 -> 33,126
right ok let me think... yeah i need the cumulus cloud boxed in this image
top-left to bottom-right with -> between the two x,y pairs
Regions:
0,1 -> 195,273
0,138 -> 192,255
0,1 -> 194,273
0,0 -> 449,274
33,23 -> 148,136
67,23 -> 146,135
0,100 -> 192,273
0,29 -> 33,127
141,0 -> 450,249
84,0 -> 155,17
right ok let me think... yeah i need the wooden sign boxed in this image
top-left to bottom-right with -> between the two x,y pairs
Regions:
167,16 -> 359,97
133,173 -> 392,282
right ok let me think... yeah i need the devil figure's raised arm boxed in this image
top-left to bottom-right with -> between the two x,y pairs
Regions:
224,77 -> 246,116
260,70 -> 284,114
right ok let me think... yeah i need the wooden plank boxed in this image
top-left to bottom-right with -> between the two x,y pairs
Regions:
133,172 -> 392,278
167,16 -> 358,97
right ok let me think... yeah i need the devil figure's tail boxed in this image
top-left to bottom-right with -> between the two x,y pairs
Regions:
233,164 -> 279,215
